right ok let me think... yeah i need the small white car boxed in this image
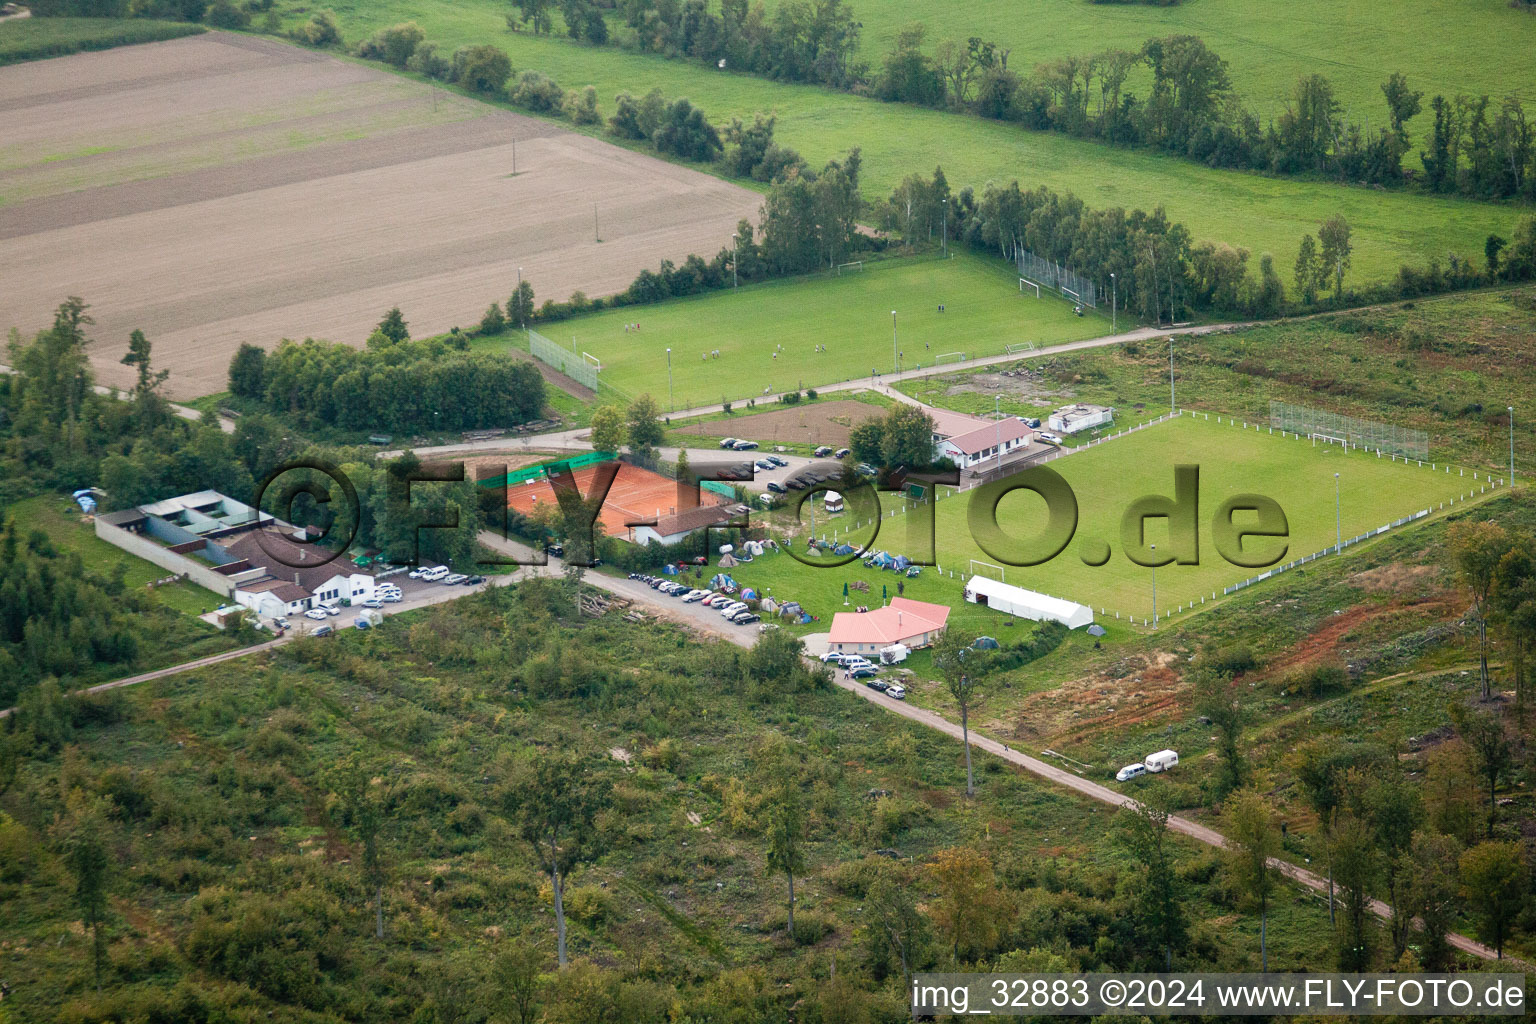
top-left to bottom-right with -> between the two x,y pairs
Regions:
1038,432 -> 1063,445
885,684 -> 907,700
304,609 -> 328,621
681,589 -> 707,603
1115,763 -> 1147,782
381,593 -> 402,603
408,567 -> 428,579
443,573 -> 469,585
360,599 -> 384,609
720,602 -> 747,618
320,603 -> 341,616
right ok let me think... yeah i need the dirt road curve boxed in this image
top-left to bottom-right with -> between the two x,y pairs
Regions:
7,528 -> 1518,965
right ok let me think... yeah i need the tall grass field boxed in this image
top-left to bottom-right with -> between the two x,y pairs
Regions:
493,255 -> 1105,409
0,17 -> 204,66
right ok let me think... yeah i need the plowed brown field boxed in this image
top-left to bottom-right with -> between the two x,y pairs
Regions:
0,32 -> 760,398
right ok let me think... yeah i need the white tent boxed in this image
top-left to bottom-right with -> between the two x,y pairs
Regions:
964,575 -> 1093,629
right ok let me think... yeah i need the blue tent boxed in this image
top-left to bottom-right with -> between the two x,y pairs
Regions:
661,563 -> 679,575
834,543 -> 856,555
741,588 -> 758,600
974,636 -> 1000,650
870,552 -> 895,569
892,555 -> 911,570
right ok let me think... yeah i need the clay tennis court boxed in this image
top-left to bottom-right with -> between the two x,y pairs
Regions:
505,461 -> 725,537
0,32 -> 760,398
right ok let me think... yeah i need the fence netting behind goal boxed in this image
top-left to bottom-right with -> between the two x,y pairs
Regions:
1014,247 -> 1097,307
1269,400 -> 1428,459
528,328 -> 598,390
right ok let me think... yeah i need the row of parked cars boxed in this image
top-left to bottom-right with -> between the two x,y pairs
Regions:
817,651 -> 907,699
718,437 -> 759,451
407,565 -> 488,587
628,574 -> 761,625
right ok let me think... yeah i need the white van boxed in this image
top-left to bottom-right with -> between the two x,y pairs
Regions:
1115,763 -> 1147,782
420,566 -> 449,582
1145,749 -> 1179,773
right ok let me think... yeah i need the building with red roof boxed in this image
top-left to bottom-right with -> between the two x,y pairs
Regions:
827,596 -> 951,656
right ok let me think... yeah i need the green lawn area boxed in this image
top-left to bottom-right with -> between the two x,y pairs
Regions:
0,17 -> 204,66
7,494 -> 227,617
483,254 -> 1106,410
280,2 -> 1524,286
724,413 -> 1476,627
799,0 -> 1536,116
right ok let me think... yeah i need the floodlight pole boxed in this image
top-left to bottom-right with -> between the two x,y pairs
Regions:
1110,272 -> 1117,332
1510,406 -> 1516,482
733,235 -> 739,290
996,395 -> 1003,474
666,348 -> 673,412
1150,543 -> 1157,630
941,199 -> 947,258
892,311 -> 898,375
1334,473 -> 1341,553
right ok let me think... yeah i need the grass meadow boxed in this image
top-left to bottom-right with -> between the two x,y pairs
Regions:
270,1 -> 1522,285
732,413 -> 1475,625
489,254 -> 1106,409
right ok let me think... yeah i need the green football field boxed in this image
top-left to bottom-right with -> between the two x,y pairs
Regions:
739,413 -> 1484,624
501,255 -> 1106,410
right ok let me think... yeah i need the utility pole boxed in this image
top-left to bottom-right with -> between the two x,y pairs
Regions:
1510,406 -> 1516,482
1110,272 -> 1117,332
940,199 -> 947,258
1150,543 -> 1158,629
512,137 -> 517,175
891,311 -> 898,375
732,234 -> 739,289
593,204 -> 599,243
666,348 -> 673,412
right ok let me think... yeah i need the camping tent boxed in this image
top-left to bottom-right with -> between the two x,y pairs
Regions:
963,575 -> 1093,629
717,553 -> 739,568
741,588 -> 757,600
779,601 -> 803,618
834,543 -> 856,555
661,563 -> 679,575
973,636 -> 1000,650
745,540 -> 766,557
1087,624 -> 1107,637
893,555 -> 911,571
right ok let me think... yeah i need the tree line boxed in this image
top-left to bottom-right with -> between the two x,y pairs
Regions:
226,309 -> 546,435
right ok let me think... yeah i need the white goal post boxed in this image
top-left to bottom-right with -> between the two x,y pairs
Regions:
1310,432 -> 1348,448
1005,341 -> 1035,355
1018,277 -> 1040,298
934,351 -> 967,366
1061,286 -> 1081,305
969,559 -> 1006,584
837,261 -> 864,276
581,351 -> 602,371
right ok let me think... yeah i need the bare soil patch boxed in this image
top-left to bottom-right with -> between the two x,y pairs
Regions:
714,400 -> 877,447
0,32 -> 760,398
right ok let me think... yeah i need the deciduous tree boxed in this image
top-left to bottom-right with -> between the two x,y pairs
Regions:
1458,841 -> 1527,960
1220,789 -> 1280,971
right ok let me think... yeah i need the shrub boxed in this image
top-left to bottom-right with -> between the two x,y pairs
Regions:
565,84 -> 600,125
407,40 -> 452,80
1197,644 -> 1258,678
454,44 -> 512,95
358,21 -> 424,67
564,883 -> 615,924
1278,661 -> 1349,697
480,302 -> 506,334
293,11 -> 342,48
870,794 -> 931,840
511,70 -> 565,113
204,0 -> 250,28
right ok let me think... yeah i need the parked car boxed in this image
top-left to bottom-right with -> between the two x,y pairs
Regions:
361,598 -> 384,609
766,481 -> 787,494
381,593 -> 403,603
720,603 -> 747,617
755,458 -> 775,471
885,683 -> 907,700
834,448 -> 850,459
546,543 -> 564,557
784,477 -> 806,489
1115,763 -> 1147,782
466,575 -> 487,585
820,651 -> 845,663
719,437 -> 739,449
319,602 -> 341,616
855,462 -> 877,476
766,455 -> 789,467
732,612 -> 760,625
304,609 -> 328,621
731,439 -> 759,450
408,567 -> 428,579
420,566 -> 449,581
275,617 -> 291,630
312,625 -> 334,637
1038,432 -> 1063,445
813,445 -> 833,457
443,573 -> 469,585
1024,417 -> 1042,428
860,674 -> 887,687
